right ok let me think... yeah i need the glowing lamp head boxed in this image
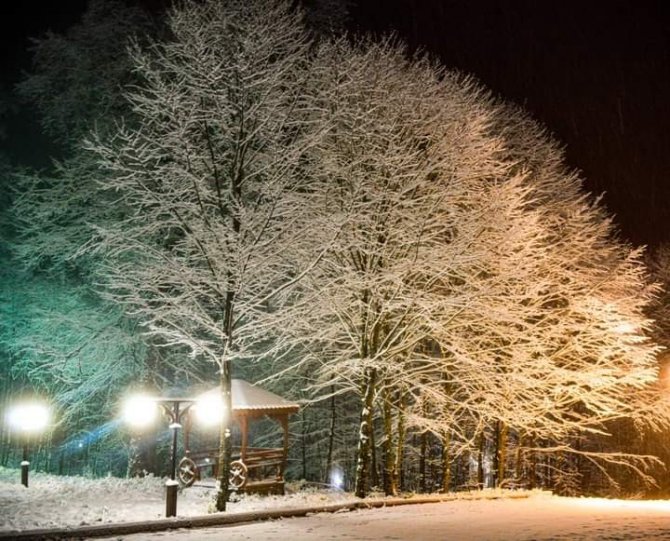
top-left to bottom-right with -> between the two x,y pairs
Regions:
122,395 -> 158,428
6,402 -> 50,433
193,391 -> 225,427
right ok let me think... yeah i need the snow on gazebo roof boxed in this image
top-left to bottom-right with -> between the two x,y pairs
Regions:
197,379 -> 299,415
231,379 -> 299,413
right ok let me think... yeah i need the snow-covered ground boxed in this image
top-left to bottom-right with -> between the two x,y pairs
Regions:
104,496 -> 670,541
3,467 -> 670,540
0,467 -> 356,531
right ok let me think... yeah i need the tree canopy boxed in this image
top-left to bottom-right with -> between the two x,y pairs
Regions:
3,0 -> 669,500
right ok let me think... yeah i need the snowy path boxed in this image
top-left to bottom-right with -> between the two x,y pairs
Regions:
95,496 -> 670,541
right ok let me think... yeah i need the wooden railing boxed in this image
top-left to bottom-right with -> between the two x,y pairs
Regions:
183,446 -> 286,494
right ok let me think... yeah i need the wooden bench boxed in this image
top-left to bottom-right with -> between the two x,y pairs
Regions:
178,446 -> 286,494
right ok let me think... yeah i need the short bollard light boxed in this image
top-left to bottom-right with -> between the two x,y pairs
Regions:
6,401 -> 50,487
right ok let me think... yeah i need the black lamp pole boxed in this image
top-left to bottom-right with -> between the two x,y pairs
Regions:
20,442 -> 29,487
169,401 -> 180,481
159,399 -> 193,518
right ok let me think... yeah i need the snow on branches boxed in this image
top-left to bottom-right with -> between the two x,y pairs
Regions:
9,0 -> 668,498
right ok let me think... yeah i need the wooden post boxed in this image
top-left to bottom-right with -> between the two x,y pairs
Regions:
281,415 -> 289,475
240,416 -> 248,462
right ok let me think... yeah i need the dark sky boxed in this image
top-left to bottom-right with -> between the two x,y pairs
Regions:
1,0 -> 669,246
349,0 -> 670,247
0,1 -> 88,83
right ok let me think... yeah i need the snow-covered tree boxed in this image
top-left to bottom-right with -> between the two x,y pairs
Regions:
457,104 -> 667,490
262,37 -> 544,496
7,0 -> 666,499
84,0 -> 327,509
8,1 -> 166,476
268,35 -> 666,496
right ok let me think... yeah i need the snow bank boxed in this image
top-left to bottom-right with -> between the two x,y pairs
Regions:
0,467 -> 544,533
0,468 -> 359,531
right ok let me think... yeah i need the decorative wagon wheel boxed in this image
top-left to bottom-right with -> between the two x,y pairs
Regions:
178,457 -> 198,487
229,460 -> 248,489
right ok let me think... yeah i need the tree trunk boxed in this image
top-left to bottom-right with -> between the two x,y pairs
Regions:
528,436 -> 537,489
370,414 -> 379,489
441,430 -> 451,492
492,420 -> 508,487
515,432 -> 524,486
301,410 -> 308,480
381,388 -> 397,496
420,430 -> 428,493
215,357 -> 233,511
499,422 -> 508,486
325,386 -> 336,484
393,392 -> 405,493
354,367 -> 376,498
477,431 -> 485,489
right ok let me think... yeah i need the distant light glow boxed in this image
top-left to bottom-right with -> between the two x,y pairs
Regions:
6,402 -> 50,433
122,395 -> 158,428
194,391 -> 225,427
329,466 -> 344,489
613,322 -> 637,334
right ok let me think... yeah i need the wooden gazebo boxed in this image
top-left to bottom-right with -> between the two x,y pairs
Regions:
178,379 -> 299,495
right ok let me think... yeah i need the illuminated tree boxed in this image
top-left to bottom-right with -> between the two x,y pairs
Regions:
9,0 -> 169,476
262,37 -> 545,496
271,38 -> 665,496
440,105 -> 666,490
84,0 -> 324,509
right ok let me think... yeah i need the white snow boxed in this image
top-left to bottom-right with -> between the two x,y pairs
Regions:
0,467 -> 356,531
3,468 -> 670,540
105,495 -> 670,541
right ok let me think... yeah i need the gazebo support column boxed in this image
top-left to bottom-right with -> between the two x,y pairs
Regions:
240,416 -> 249,462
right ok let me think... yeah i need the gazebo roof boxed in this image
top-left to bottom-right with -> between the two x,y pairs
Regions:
231,379 -> 299,413
196,379 -> 299,415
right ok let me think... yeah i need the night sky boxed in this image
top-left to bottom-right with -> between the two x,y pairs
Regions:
1,0 -> 669,246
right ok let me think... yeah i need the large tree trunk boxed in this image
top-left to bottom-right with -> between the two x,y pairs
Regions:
381,388 -> 397,496
354,367 -> 376,498
492,420 -> 508,487
393,392 -> 406,493
441,430 -> 451,492
325,386 -> 336,484
215,357 -> 233,511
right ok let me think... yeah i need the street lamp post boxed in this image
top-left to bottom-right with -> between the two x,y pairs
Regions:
161,399 -> 192,518
5,401 -> 50,488
21,442 -> 29,487
122,395 -> 195,518
122,391 -> 225,517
